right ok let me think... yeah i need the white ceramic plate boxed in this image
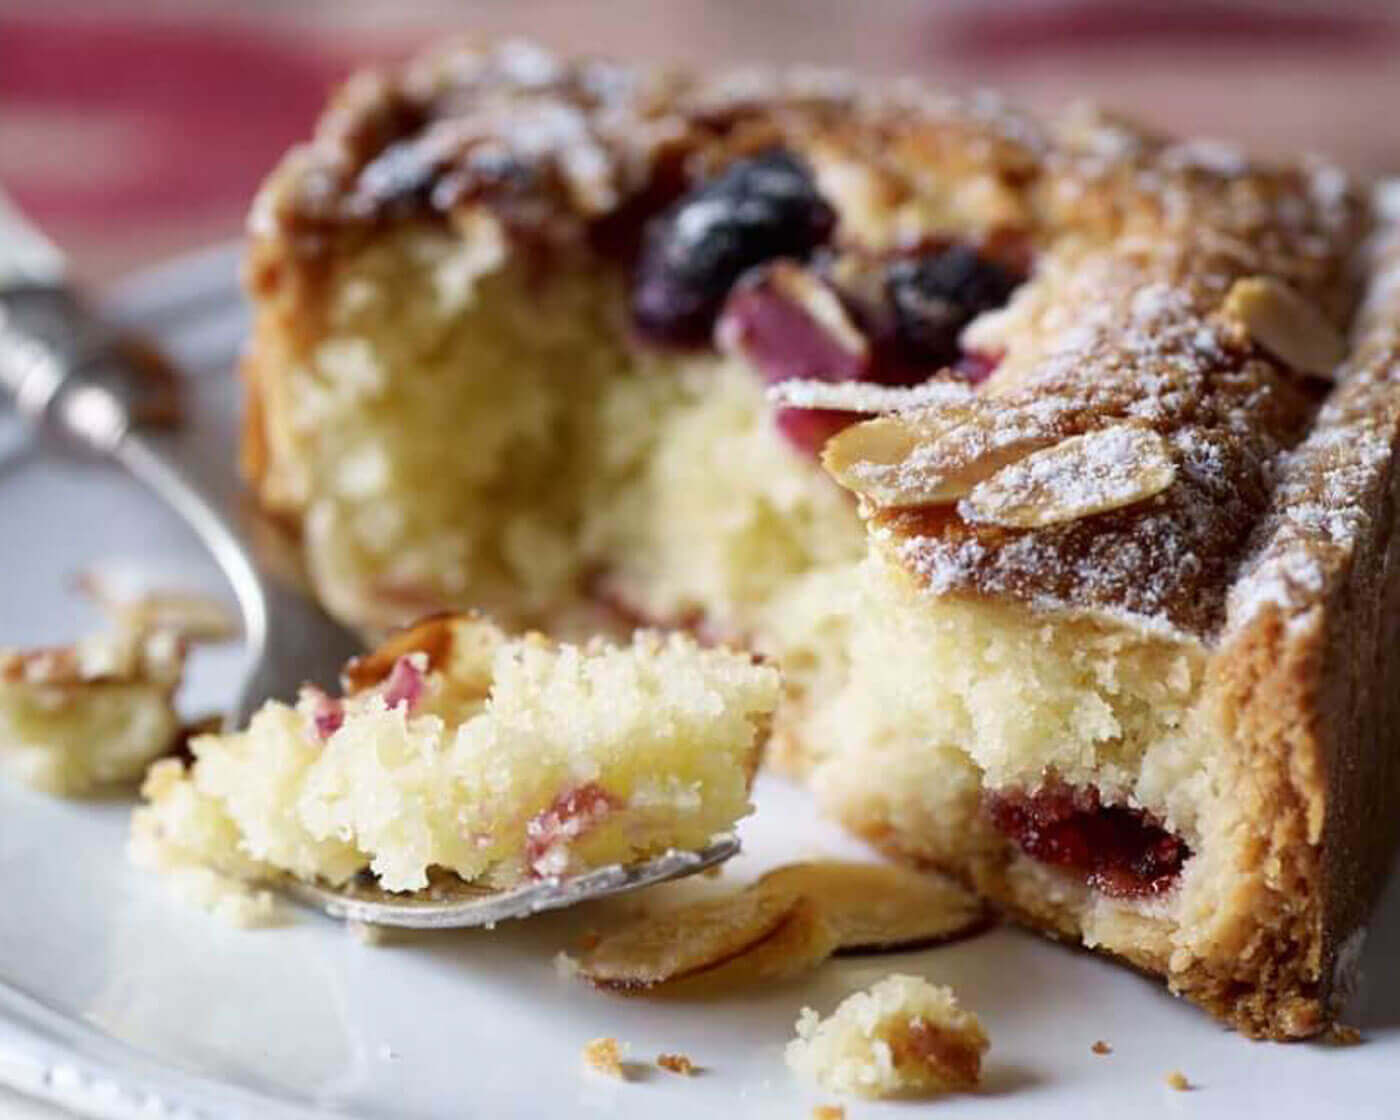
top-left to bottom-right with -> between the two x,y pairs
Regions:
1,245 -> 1398,1119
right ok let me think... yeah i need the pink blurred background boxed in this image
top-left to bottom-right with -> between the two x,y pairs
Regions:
3,0 -> 1399,286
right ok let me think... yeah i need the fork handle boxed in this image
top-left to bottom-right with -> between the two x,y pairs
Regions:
0,284 -> 141,454
0,281 -> 270,660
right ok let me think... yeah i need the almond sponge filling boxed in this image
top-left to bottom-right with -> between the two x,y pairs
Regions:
247,226 -> 865,642
245,221 -> 1223,972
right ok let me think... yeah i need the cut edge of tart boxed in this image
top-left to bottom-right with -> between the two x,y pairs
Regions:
129,613 -> 778,912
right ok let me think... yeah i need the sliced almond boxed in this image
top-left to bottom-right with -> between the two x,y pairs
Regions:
75,572 -> 238,643
822,404 -> 1059,509
1222,276 -> 1346,380
765,261 -> 868,357
342,614 -> 456,692
767,378 -> 974,415
961,425 -> 1176,529
717,261 -> 868,385
756,860 -> 992,954
580,889 -> 836,991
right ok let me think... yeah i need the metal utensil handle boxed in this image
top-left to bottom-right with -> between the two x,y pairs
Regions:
0,282 -> 269,662
0,284 -> 137,454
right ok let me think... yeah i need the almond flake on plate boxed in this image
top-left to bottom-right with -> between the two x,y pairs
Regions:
579,889 -> 837,992
756,860 -> 992,954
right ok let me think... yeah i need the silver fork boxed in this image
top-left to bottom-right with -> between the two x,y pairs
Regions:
0,194 -> 738,927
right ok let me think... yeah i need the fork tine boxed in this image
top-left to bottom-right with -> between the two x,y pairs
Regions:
275,836 -> 741,929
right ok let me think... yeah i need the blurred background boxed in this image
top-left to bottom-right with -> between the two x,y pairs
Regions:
3,0 -> 1399,286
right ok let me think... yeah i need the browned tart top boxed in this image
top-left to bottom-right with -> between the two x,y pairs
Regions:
248,40 -> 1398,643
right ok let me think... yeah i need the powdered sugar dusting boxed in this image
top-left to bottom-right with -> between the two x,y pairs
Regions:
767,378 -> 974,414
1227,213 -> 1400,632
961,426 -> 1176,529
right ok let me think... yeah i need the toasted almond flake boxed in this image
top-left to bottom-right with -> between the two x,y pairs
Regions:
657,1053 -> 697,1075
767,261 -> 868,356
961,425 -> 1176,528
823,404 -> 1057,508
583,1037 -> 627,1079
580,889 -> 836,991
696,896 -> 838,988
767,378 -> 974,415
341,614 -> 458,692
1222,275 -> 1346,379
756,860 -> 992,954
75,572 -> 239,643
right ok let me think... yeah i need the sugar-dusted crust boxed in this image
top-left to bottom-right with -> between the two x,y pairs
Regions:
244,40 -> 1365,639
1195,215 -> 1400,1036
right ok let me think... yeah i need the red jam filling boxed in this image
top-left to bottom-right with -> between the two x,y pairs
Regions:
381,654 -> 426,713
982,780 -> 1190,898
523,782 -> 621,878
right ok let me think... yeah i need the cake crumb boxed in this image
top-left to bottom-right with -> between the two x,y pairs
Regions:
583,1037 -> 627,1079
786,974 -> 988,1098
657,1052 -> 696,1075
812,1107 -> 845,1120
1165,1070 -> 1190,1091
1091,1040 -> 1112,1055
1326,1024 -> 1362,1046
554,951 -> 582,980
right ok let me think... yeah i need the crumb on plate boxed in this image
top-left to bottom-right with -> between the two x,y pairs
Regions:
657,1052 -> 696,1075
583,1037 -> 627,1079
785,974 -> 988,1098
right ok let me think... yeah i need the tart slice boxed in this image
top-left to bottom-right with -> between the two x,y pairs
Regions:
131,615 -> 777,897
803,211 -> 1400,1040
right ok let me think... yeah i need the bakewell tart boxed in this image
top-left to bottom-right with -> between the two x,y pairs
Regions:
131,614 -> 776,896
239,41 -> 1400,1037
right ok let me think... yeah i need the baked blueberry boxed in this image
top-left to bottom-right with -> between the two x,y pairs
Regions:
884,246 -> 1019,370
631,151 -> 836,345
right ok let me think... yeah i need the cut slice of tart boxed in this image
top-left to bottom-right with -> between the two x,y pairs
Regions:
237,40 -> 1400,1037
131,614 -> 777,898
803,217 -> 1400,1040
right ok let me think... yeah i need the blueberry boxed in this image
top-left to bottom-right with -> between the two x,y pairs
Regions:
631,151 -> 836,345
883,245 -> 1019,369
